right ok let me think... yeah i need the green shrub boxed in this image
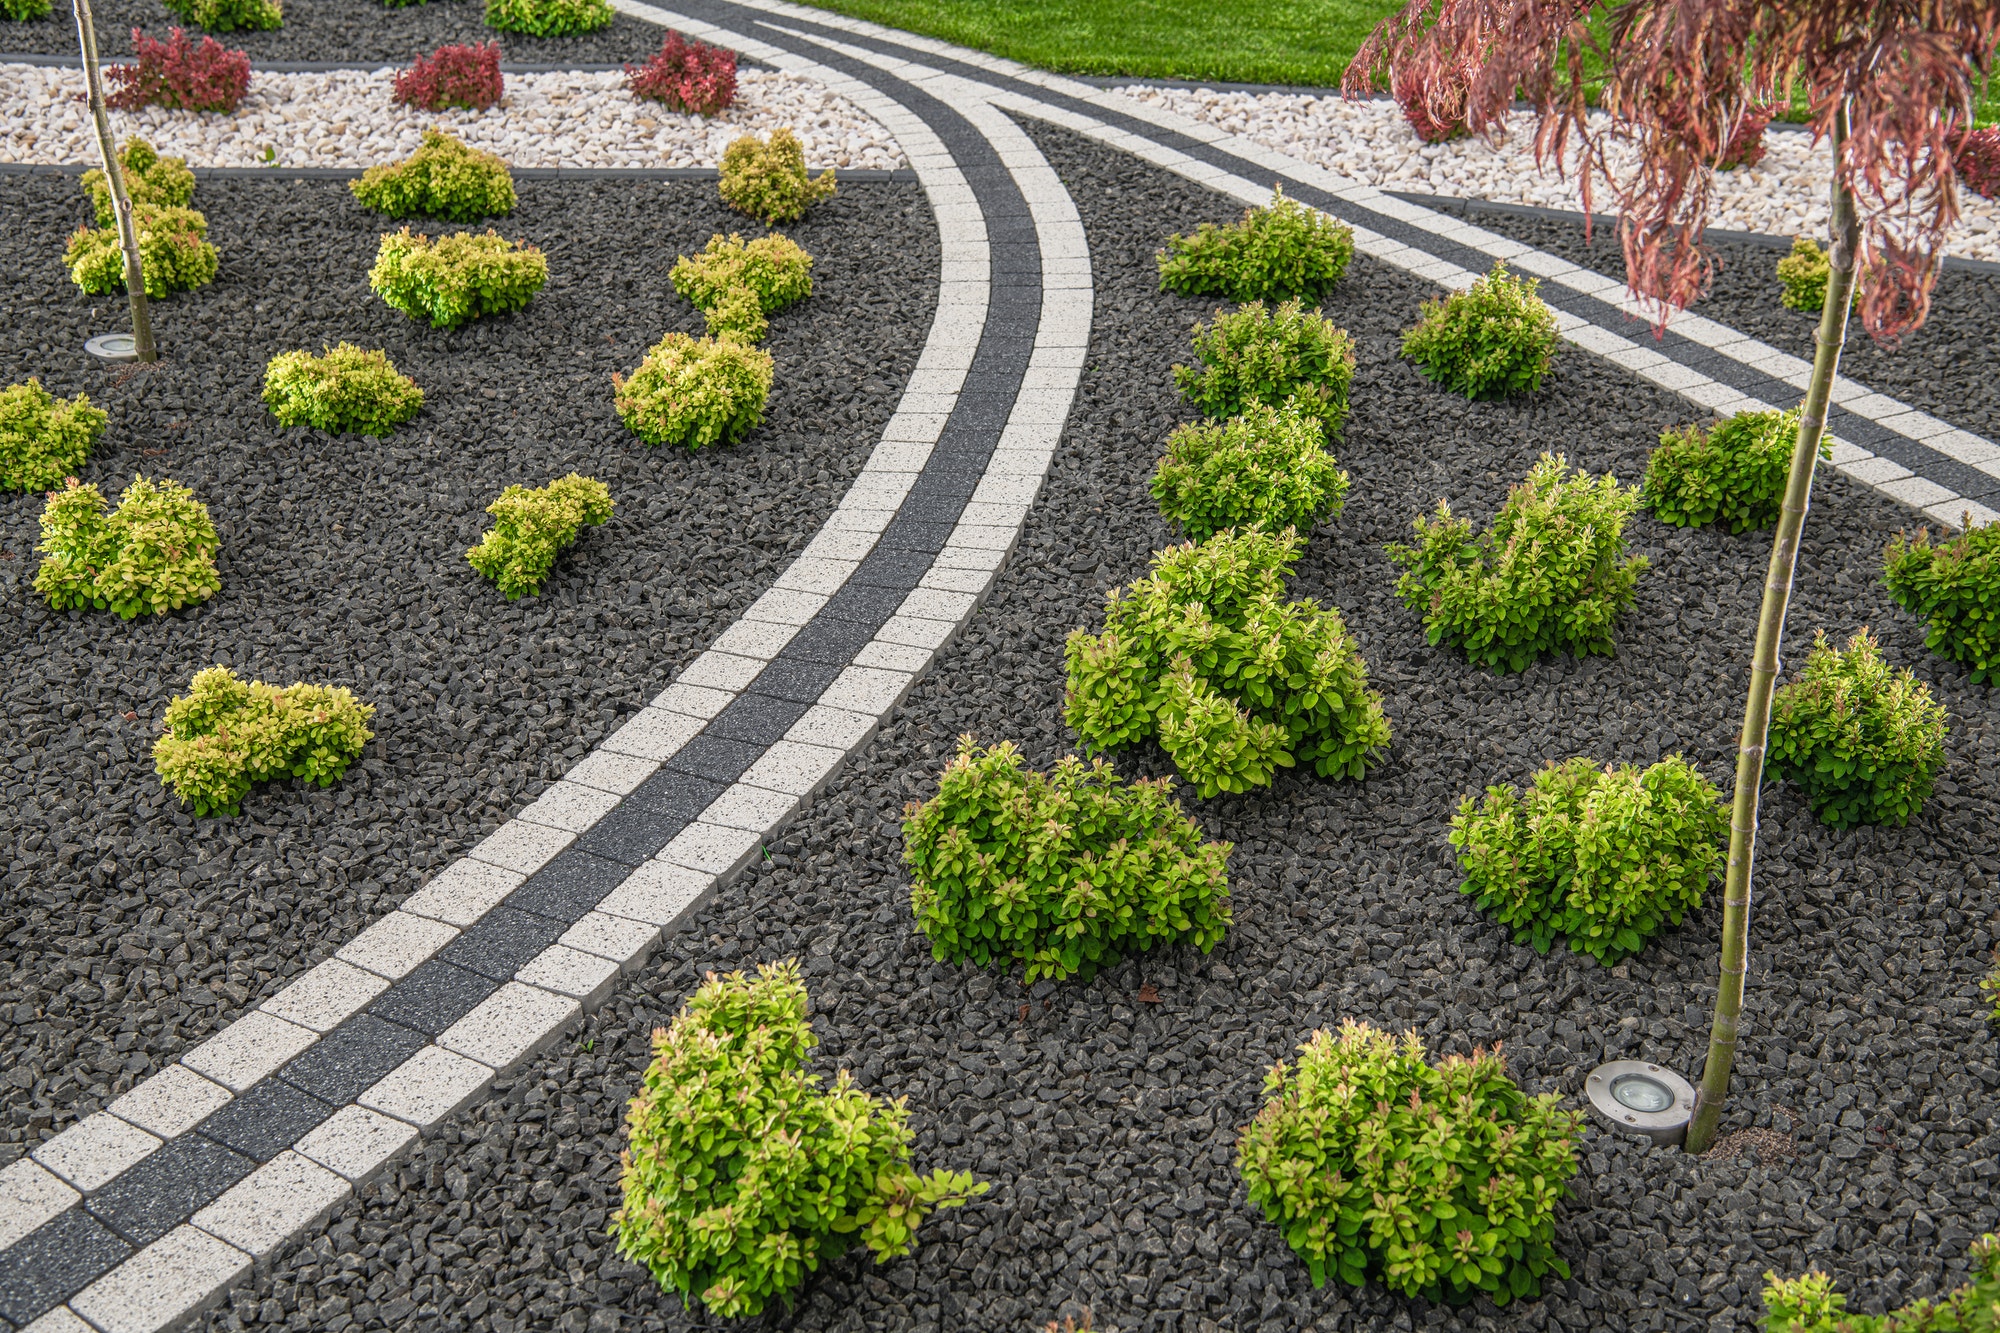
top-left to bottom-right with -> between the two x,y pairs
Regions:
159,0 -> 281,31
368,228 -> 547,329
1173,299 -> 1357,438
1883,521 -> 2000,685
613,960 -> 983,1319
613,332 -> 772,449
1764,1235 -> 2000,1332
2,0 -> 54,19
263,343 -> 423,436
484,0 -> 609,34
1776,236 -> 1832,312
1643,408 -> 1826,533
1238,1019 -> 1582,1305
1151,399 -> 1348,542
903,739 -> 1233,983
718,128 -> 836,225
153,666 -> 375,816
82,137 -> 194,227
1985,961 -> 2000,1025
349,130 -> 515,222
670,232 -> 813,343
466,473 -> 612,598
1401,261 -> 1561,399
1065,526 -> 1390,797
1450,756 -> 1726,965
1158,184 -> 1354,303
65,204 -> 218,298
1767,627 -> 1948,828
34,475 -> 221,618
0,379 -> 107,492
1387,453 -> 1648,673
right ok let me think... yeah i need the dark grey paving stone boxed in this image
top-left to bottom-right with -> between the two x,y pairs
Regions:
195,1078 -> 337,1163
365,961 -> 501,1038
85,1134 -> 256,1248
876,519 -> 956,553
574,801 -> 684,866
661,734 -> 763,784
854,548 -> 932,589
506,848 -> 632,924
781,615 -> 880,664
0,1206 -> 131,1326
706,692 -> 812,747
818,581 -> 907,626
897,493 -> 972,525
278,1014 -> 430,1105
439,908 -> 567,983
746,658 -> 845,704
624,769 -> 727,822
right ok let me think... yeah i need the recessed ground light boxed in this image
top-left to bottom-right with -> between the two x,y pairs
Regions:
1586,1060 -> 1695,1148
85,333 -> 139,363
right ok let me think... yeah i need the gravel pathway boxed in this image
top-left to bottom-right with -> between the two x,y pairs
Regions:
1,64 -> 905,169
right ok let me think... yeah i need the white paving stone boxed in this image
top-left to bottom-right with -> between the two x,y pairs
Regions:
562,748 -> 660,796
709,617 -> 803,661
558,911 -> 662,971
698,783 -> 801,833
739,740 -> 847,798
854,639 -> 934,673
180,1011 -> 318,1093
397,859 -> 526,929
293,1106 -> 419,1187
465,818 -> 574,876
658,820 -> 766,877
191,1151 -> 350,1260
69,1224 -> 251,1333
20,1307 -> 93,1333
31,1112 -> 160,1193
595,859 -> 716,928
335,910 -> 457,981
106,1064 -> 233,1140
515,944 -> 622,1008
820,664 -> 915,715
359,1046 -> 495,1128
741,586 -> 831,626
257,958 -> 389,1033
602,706 -> 707,761
1877,475 -> 1958,508
649,681 -> 737,720
0,1158 -> 79,1250
785,704 -> 879,751
675,651 -> 767,692
438,983 -> 581,1070
517,780 -> 622,833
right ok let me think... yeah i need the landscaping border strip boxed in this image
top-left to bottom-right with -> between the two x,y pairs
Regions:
0,162 -> 916,182
0,53 -> 762,73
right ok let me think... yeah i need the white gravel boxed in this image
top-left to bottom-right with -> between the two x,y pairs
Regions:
1115,86 -> 2000,263
0,63 -> 905,170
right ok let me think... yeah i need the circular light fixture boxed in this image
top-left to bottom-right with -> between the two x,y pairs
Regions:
85,333 -> 139,363
1586,1060 -> 1696,1148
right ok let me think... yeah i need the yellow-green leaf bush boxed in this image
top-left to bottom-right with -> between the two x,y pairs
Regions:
612,332 -> 771,449
368,228 -> 548,329
350,130 -> 515,222
34,476 -> 221,618
1763,1235 -> 2000,1332
1,380 -> 107,492
1883,521 -> 2000,685
65,204 -> 218,298
1158,184 -> 1354,303
613,960 -> 984,1319
1173,299 -> 1356,438
484,0 -> 610,35
902,739 -> 1233,983
263,343 -> 423,436
1387,453 -> 1648,673
1151,399 -> 1349,542
153,666 -> 375,816
82,136 -> 194,227
1401,261 -> 1561,399
1767,628 -> 1948,829
1776,236 -> 1834,312
1065,526 -> 1391,798
160,0 -> 280,30
1644,408 -> 1825,533
1450,756 -> 1727,965
2,0 -> 52,19
669,232 -> 812,343
717,128 -> 835,225
1238,1020 -> 1582,1305
466,473 -> 612,598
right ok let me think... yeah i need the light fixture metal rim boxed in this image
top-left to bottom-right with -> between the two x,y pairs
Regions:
1585,1059 -> 1697,1138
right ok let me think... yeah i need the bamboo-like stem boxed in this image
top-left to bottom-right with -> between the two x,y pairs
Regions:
1684,101 -> 1857,1154
73,0 -> 156,363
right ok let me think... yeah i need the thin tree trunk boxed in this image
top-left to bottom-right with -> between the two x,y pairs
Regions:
73,0 -> 156,362
1685,102 -> 1857,1154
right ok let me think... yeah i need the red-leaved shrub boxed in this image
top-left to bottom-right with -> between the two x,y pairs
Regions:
1392,59 -> 1470,143
106,28 -> 251,114
625,31 -> 736,116
393,42 -> 505,113
1957,125 -> 2000,197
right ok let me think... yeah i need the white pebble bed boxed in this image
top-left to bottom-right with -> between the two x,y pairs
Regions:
1116,86 -> 2000,264
0,63 -> 905,170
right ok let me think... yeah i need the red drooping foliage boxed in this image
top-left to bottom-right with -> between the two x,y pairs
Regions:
1958,125 -> 2000,197
393,42 -> 505,113
625,31 -> 738,116
1392,57 -> 1472,141
1344,0 -> 2000,343
106,27 -> 251,114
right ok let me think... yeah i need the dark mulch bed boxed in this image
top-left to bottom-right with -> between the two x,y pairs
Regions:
0,171 -> 936,1155
197,122 -> 1999,1333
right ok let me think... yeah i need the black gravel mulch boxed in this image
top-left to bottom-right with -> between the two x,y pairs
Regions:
0,172 -> 937,1154
196,123 -> 2000,1333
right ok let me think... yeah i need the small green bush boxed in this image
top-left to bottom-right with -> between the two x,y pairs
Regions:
0,379 -> 107,492
1883,521 -> 2000,684
1158,184 -> 1355,303
2,0 -> 54,20
1173,299 -> 1357,438
1238,1019 -> 1582,1305
1777,236 -> 1831,312
350,130 -> 515,222
368,228 -> 548,329
65,204 -> 218,298
1985,961 -> 2000,1025
484,0 -> 609,34
1401,261 -> 1561,399
263,343 -> 423,436
1388,453 -> 1648,673
903,739 -> 1233,983
466,473 -> 612,598
1764,1235 -> 2000,1332
1767,627 -> 1948,828
613,960 -> 984,1319
1152,399 -> 1348,542
718,128 -> 836,226
159,0 -> 281,31
1644,408 -> 1826,533
613,332 -> 772,449
34,476 -> 221,618
670,232 -> 813,343
82,137 -> 195,227
1065,526 -> 1391,797
1451,756 -> 1726,965
153,666 -> 375,816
